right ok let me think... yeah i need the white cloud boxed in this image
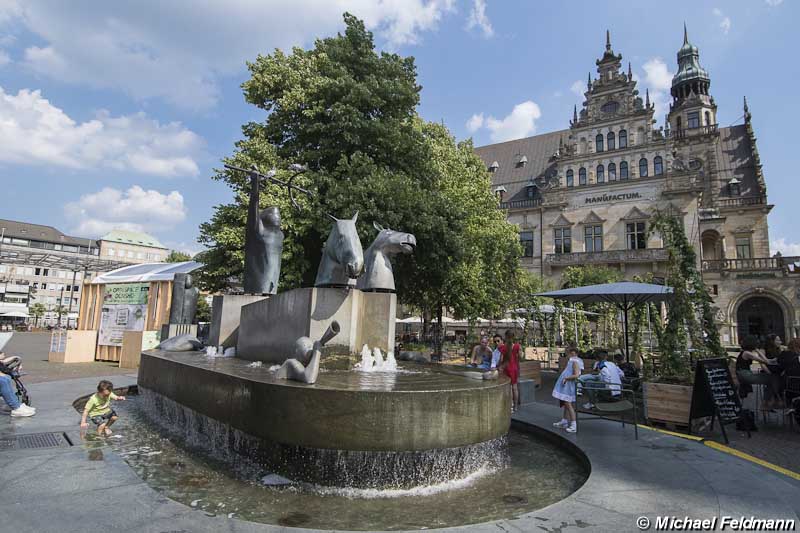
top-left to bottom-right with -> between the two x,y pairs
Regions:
470,101 -> 541,142
771,238 -> 800,256
0,86 -> 203,177
713,8 -> 731,35
765,0 -> 783,5
64,186 -> 188,238
163,240 -> 204,258
2,0 -> 457,110
570,80 -> 584,98
640,58 -> 674,125
465,0 -> 493,38
466,112 -> 484,133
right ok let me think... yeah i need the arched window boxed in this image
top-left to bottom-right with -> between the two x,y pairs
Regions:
566,169 -> 574,187
607,131 -> 615,150
620,161 -> 629,179
608,162 -> 616,181
639,158 -> 648,177
676,116 -> 682,131
654,156 -> 663,175
705,111 -> 711,126
618,129 -> 627,148
578,167 -> 587,185
596,164 -> 605,183
595,133 -> 604,152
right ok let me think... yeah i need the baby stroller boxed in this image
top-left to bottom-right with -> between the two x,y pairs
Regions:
0,332 -> 30,406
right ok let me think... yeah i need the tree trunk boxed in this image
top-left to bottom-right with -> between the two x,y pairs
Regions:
434,305 -> 443,361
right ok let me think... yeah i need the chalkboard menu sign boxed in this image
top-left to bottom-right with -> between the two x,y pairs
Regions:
690,358 -> 744,443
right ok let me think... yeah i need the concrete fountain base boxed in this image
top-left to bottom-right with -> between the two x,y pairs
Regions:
138,350 -> 511,488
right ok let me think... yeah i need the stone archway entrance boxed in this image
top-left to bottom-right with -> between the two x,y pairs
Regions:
736,296 -> 786,343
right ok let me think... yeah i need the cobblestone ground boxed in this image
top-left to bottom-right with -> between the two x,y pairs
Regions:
2,332 -> 133,384
539,369 -> 800,475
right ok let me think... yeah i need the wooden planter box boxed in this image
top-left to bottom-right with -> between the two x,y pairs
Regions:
644,382 -> 693,426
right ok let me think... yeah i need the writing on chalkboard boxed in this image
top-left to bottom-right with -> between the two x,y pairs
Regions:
689,358 -> 744,443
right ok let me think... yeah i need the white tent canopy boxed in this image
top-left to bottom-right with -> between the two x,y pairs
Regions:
91,261 -> 202,284
0,311 -> 28,318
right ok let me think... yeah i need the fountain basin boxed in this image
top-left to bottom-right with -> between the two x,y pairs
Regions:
138,350 -> 511,488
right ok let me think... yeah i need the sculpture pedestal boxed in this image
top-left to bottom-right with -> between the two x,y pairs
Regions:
209,294 -> 269,348
237,287 -> 395,363
160,323 -> 197,342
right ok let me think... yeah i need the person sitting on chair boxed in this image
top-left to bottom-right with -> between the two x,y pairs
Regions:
578,350 -> 622,409
736,335 -> 782,409
0,353 -> 35,417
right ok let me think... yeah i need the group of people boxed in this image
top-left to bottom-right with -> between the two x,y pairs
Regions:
468,331 -> 521,411
736,334 -> 800,409
551,347 -> 637,433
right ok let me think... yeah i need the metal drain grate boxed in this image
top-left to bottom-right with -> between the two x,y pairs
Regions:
0,432 -> 72,451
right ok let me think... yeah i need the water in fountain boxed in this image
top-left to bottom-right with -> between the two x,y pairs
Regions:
357,344 -> 372,369
94,395 -> 588,530
372,347 -> 384,369
356,345 -> 397,372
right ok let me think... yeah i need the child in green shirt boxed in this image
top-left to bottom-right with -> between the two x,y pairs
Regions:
80,380 -> 126,436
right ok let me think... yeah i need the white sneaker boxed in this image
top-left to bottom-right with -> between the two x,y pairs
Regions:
553,420 -> 568,428
565,425 -> 577,433
582,402 -> 594,410
11,404 -> 35,417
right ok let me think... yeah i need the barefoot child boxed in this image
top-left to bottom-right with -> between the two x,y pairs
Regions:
552,347 -> 584,433
80,380 -> 126,436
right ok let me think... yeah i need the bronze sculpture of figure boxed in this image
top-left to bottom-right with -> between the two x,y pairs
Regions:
243,169 -> 284,294
314,212 -> 364,288
274,321 -> 340,384
169,273 -> 200,324
356,222 -> 416,292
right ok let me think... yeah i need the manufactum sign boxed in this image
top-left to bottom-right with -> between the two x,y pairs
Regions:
570,184 -> 660,208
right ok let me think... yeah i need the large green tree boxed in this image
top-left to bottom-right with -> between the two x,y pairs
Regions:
197,14 -> 522,346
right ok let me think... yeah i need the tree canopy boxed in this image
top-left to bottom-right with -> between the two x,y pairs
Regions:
165,250 -> 192,263
197,14 -> 522,321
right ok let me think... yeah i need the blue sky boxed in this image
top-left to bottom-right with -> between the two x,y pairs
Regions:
1,0 -> 797,256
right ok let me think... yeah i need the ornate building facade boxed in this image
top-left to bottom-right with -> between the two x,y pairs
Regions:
475,28 -> 800,347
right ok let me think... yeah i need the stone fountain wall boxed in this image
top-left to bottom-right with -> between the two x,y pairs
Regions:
236,287 -> 395,363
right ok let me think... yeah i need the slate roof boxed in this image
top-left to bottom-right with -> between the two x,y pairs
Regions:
715,124 -> 762,197
474,129 -> 568,203
0,219 -> 98,248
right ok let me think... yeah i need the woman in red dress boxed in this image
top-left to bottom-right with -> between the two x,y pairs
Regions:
500,330 -> 521,412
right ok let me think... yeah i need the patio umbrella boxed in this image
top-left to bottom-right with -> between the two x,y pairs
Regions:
535,282 -> 673,362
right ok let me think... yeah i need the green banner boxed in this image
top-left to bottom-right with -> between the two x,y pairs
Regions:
103,283 -> 149,305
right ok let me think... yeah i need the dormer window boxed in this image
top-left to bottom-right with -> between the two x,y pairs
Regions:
516,155 -> 528,168
493,185 -> 507,200
728,177 -> 741,197
488,161 -> 500,173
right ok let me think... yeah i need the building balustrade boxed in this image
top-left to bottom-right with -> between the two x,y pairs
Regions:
701,256 -> 800,273
499,197 -> 543,209
716,195 -> 767,209
668,124 -> 719,139
545,247 -> 669,266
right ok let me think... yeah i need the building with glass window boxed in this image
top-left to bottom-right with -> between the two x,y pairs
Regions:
0,220 -> 165,326
476,28 -> 800,347
98,229 -> 169,264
